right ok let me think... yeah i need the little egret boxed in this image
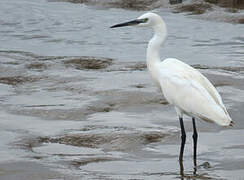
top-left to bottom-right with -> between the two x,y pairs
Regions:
110,12 -> 233,164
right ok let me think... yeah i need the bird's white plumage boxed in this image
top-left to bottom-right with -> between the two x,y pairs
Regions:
111,11 -> 233,164
139,12 -> 232,126
112,12 -> 232,127
157,58 -> 231,126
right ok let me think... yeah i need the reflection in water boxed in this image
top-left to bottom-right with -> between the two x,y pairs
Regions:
179,160 -> 184,180
179,161 -> 212,180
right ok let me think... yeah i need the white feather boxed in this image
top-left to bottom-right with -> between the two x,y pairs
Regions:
137,12 -> 233,127
157,58 -> 232,126
112,12 -> 233,127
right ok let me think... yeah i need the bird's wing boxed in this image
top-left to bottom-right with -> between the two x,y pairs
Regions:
159,58 -> 231,126
161,58 -> 228,114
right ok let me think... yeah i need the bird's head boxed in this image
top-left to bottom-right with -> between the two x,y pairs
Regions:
110,12 -> 163,29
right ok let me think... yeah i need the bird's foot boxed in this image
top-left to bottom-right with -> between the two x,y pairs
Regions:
229,121 -> 234,127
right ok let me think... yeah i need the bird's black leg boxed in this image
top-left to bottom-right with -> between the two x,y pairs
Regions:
179,117 -> 186,162
192,117 -> 198,167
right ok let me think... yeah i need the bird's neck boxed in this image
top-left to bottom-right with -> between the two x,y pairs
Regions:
146,22 -> 167,70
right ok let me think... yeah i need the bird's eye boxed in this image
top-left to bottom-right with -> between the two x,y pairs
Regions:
143,18 -> 149,23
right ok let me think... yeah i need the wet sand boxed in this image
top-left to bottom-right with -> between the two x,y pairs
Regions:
1,50 -> 244,179
0,0 -> 244,179
0,161 -> 64,180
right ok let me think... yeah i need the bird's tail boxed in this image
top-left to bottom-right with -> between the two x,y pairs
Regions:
200,105 -> 233,127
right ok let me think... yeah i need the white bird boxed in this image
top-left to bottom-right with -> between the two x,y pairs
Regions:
110,12 -> 233,164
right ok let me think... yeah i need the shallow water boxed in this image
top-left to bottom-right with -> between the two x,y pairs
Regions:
0,0 -> 244,179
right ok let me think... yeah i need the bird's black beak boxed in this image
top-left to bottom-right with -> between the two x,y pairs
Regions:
110,19 -> 145,28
